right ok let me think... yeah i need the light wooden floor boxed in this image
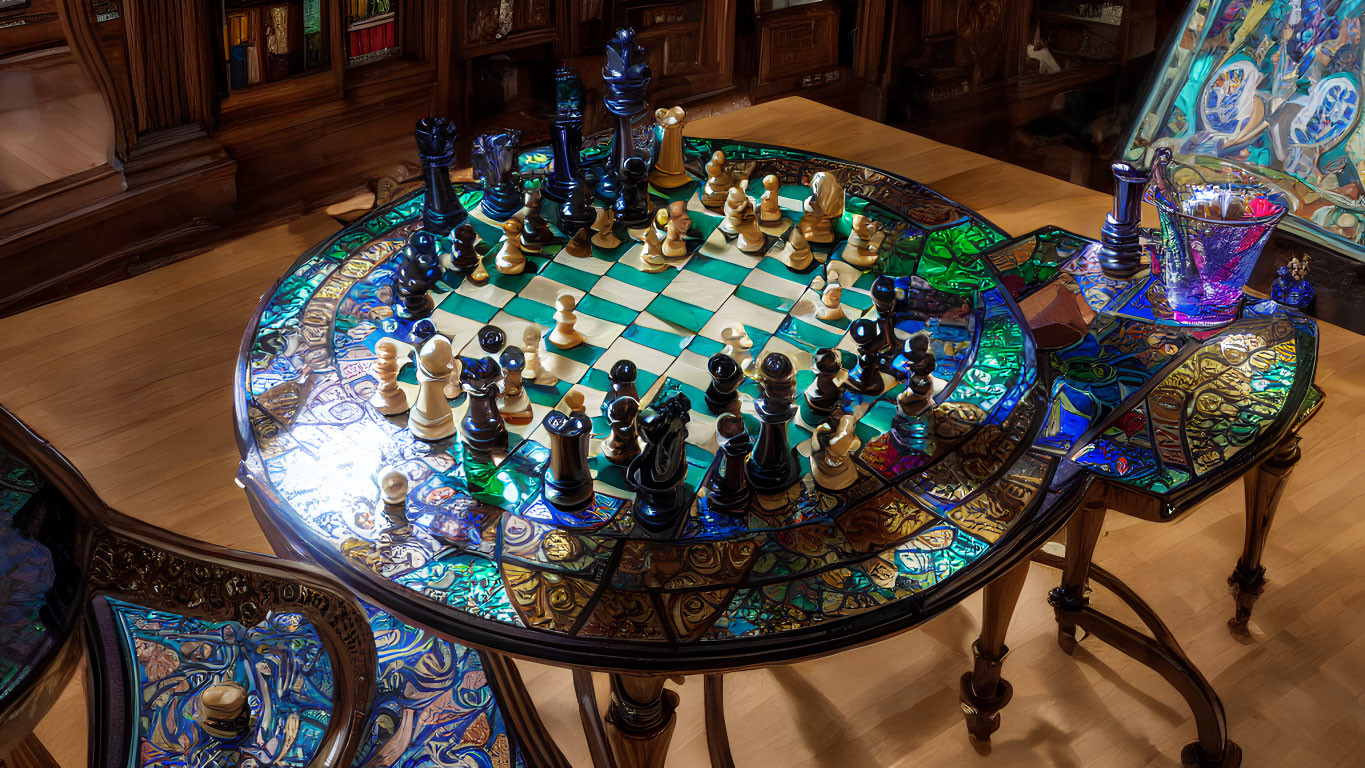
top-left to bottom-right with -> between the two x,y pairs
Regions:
4,99 -> 1363,767
0,48 -> 112,197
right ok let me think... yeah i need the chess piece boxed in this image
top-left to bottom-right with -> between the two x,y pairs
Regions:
591,205 -> 622,248
459,356 -> 509,460
378,466 -> 408,506
451,224 -> 480,276
667,201 -> 692,238
614,155 -> 652,228
736,214 -> 766,254
640,227 -> 668,273
902,330 -> 936,400
704,413 -> 752,516
498,346 -> 533,425
443,354 -> 464,399
603,359 -> 640,413
542,410 -> 595,513
414,116 -> 467,235
746,352 -> 800,495
520,188 -> 552,252
545,65 -> 585,202
758,174 -> 782,225
701,150 -> 732,209
628,391 -> 692,533
394,232 -> 441,320
564,228 -> 593,258
721,186 -> 751,235
478,324 -> 507,356
495,219 -> 527,275
847,318 -> 893,396
843,220 -> 883,269
653,206 -> 670,240
601,395 -> 641,466
549,293 -> 586,348
662,219 -> 688,259
369,338 -> 410,415
1099,148 -> 1164,279
197,681 -> 250,739
521,325 -> 554,385
559,175 -> 597,238
810,414 -> 860,491
870,275 -> 899,351
705,353 -> 743,415
817,274 -> 846,322
599,27 -> 652,201
651,106 -> 691,188
803,347 -> 844,418
472,130 -> 523,221
469,253 -> 490,285
719,324 -> 753,371
847,214 -> 874,249
800,171 -> 844,244
562,388 -> 586,414
781,227 -> 814,271
409,335 -> 456,441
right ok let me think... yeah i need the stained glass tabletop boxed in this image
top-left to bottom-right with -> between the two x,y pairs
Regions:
233,136 -> 1320,673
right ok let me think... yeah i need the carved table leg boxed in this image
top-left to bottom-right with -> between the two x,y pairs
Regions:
704,674 -> 736,768
605,674 -> 678,768
1229,437 -> 1300,635
1049,498 -> 1106,655
959,558 -> 1031,744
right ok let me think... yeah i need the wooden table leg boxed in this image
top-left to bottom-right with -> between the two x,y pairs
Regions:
1229,437 -> 1300,635
605,673 -> 679,768
1049,498 -> 1106,655
959,558 -> 1031,744
704,673 -> 736,768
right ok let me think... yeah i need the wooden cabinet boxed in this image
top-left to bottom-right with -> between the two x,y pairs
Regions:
0,0 -> 64,57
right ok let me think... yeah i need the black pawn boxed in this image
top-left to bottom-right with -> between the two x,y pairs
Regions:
628,392 -> 692,533
704,353 -> 743,415
394,231 -> 441,320
559,175 -> 596,238
414,116 -> 467,235
602,359 -> 639,415
451,224 -> 479,276
542,410 -> 595,513
803,347 -> 843,417
870,275 -> 898,352
848,318 -> 890,396
746,353 -> 800,495
704,413 -> 752,516
458,356 -> 509,462
603,395 -> 641,466
478,324 -> 507,355
523,188 -> 553,245
613,156 -> 651,228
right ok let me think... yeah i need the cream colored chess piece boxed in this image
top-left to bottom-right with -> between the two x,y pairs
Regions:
701,150 -> 732,208
442,354 -> 463,399
591,205 -> 621,249
843,221 -> 883,269
759,174 -> 782,224
736,213 -> 766,254
522,325 -> 557,386
720,324 -> 753,372
378,466 -> 408,505
495,219 -> 527,275
640,227 -> 668,272
564,228 -> 593,258
408,335 -> 456,441
817,275 -> 846,322
847,213 -> 874,249
800,171 -> 845,244
721,186 -> 750,235
667,200 -> 691,239
781,226 -> 814,269
562,388 -> 586,414
548,293 -> 586,349
651,106 -> 691,188
663,220 -> 688,259
368,338 -> 410,415
811,414 -> 860,490
469,251 -> 490,284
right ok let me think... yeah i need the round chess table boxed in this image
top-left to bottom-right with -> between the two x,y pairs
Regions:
234,136 -> 1321,767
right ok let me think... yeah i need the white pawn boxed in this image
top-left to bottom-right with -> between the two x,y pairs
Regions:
759,174 -> 782,224
844,222 -> 883,269
640,227 -> 668,273
442,354 -> 463,399
408,335 -> 456,441
548,293 -> 586,349
562,388 -> 586,415
811,414 -> 861,491
564,228 -> 593,258
592,205 -> 621,249
736,214 -> 766,254
847,214 -> 874,249
817,274 -> 846,322
522,325 -> 557,386
495,219 -> 527,275
779,226 -> 814,269
701,150 -> 732,208
721,187 -> 750,235
378,466 -> 408,506
720,324 -> 753,372
663,221 -> 688,259
368,338 -> 410,415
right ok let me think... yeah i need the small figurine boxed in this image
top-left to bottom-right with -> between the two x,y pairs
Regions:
591,205 -> 622,249
702,150 -> 732,208
1271,253 -> 1315,311
651,106 -> 690,189
472,130 -> 523,222
759,174 -> 782,225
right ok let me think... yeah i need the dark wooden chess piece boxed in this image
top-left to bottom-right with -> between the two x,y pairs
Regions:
598,27 -> 651,201
602,359 -> 639,414
545,65 -> 585,202
472,129 -> 523,222
478,324 -> 507,355
394,231 -> 441,320
542,410 -> 595,513
451,224 -> 479,276
803,347 -> 844,419
903,330 -> 936,384
458,356 -> 509,462
847,318 -> 891,396
746,352 -> 800,495
613,156 -> 652,228
704,413 -> 752,516
870,275 -> 899,352
523,187 -> 553,245
705,353 -> 743,415
559,174 -> 596,238
628,391 -> 691,533
602,395 -> 641,466
413,116 -> 467,235
1099,147 -> 1165,279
